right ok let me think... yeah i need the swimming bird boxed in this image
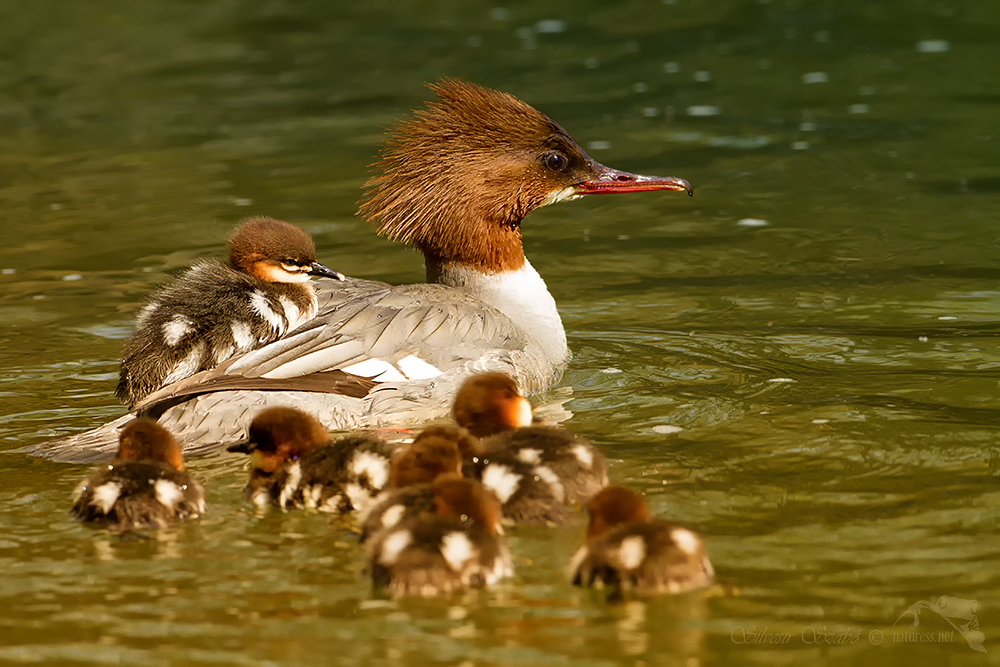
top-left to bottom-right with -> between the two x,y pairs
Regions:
366,474 -> 511,597
40,78 -> 692,462
71,418 -> 205,530
568,486 -> 714,597
454,372 -> 610,519
227,406 -> 392,513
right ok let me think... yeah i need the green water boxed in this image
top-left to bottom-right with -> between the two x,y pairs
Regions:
2,1 -> 999,664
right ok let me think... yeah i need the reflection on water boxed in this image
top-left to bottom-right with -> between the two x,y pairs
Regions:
2,1 -> 999,664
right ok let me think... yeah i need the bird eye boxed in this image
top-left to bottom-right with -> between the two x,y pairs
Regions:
543,152 -> 569,172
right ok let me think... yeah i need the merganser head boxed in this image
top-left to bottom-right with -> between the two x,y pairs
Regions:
360,78 -> 693,273
431,476 -> 504,536
452,372 -> 533,438
114,418 -> 185,472
228,216 -> 344,284
226,406 -> 329,473
388,436 -> 464,488
585,486 -> 654,542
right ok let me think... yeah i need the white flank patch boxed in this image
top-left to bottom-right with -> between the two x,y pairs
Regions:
517,448 -> 542,465
380,504 -> 406,529
533,465 -> 565,503
379,529 -> 412,565
396,354 -> 442,380
212,344 -> 234,364
136,301 -> 159,327
670,527 -> 702,555
341,359 -> 408,382
90,482 -> 121,514
250,290 -> 286,334
162,314 -> 193,347
344,483 -> 370,511
571,444 -> 594,469
231,321 -> 254,351
320,494 -> 342,513
481,464 -> 522,504
566,545 -> 590,580
154,479 -> 183,508
351,451 -> 389,490
440,532 -> 475,571
277,296 -> 302,330
302,484 -> 323,510
278,462 -> 302,509
251,489 -> 271,509
619,535 -> 647,570
163,344 -> 204,384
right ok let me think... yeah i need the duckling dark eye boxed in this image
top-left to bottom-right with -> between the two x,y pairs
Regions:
543,152 -> 569,172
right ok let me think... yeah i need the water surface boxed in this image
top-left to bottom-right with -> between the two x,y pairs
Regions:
2,1 -> 999,664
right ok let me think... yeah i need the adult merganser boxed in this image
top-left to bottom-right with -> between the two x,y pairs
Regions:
70,418 -> 205,531
40,78 -> 692,462
226,406 -> 393,513
117,216 -> 344,407
568,486 -> 715,597
366,475 -> 511,597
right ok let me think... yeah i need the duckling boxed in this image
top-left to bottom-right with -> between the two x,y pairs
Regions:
227,406 -> 392,513
367,475 -> 511,597
453,372 -> 609,520
402,421 -> 568,525
568,486 -> 714,596
116,216 -> 344,406
360,434 -> 465,541
71,418 -> 205,531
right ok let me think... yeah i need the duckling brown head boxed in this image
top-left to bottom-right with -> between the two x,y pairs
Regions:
388,436 -> 464,488
227,216 -> 344,283
432,476 -> 503,536
452,372 -> 533,438
227,406 -> 329,474
585,486 -> 653,542
114,417 -> 185,472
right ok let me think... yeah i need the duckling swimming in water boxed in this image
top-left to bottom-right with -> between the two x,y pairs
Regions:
227,406 -> 393,513
70,418 -> 205,531
116,216 -> 344,406
568,486 -> 714,597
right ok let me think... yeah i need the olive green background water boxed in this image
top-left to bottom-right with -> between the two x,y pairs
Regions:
1,1 -> 998,665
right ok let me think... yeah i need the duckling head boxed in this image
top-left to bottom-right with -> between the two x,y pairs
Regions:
452,372 -> 533,438
228,216 -> 344,284
227,406 -> 330,473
